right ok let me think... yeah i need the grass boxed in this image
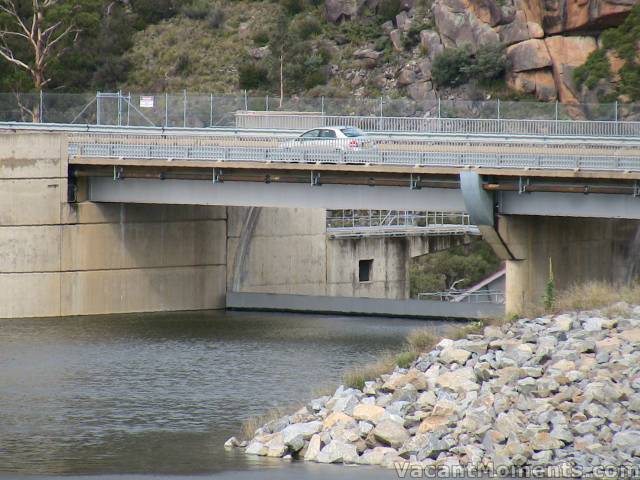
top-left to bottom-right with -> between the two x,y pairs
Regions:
241,405 -> 297,439
554,280 -> 640,314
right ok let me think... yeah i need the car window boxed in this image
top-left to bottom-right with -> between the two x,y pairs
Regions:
301,130 -> 320,138
320,129 -> 337,138
339,127 -> 365,137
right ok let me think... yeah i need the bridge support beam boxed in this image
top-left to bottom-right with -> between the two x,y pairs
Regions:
498,216 -> 640,315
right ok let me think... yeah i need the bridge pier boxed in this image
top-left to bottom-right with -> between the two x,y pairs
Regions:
499,216 -> 640,314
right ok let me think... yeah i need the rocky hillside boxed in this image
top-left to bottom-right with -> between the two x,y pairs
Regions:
120,0 -> 639,103
230,303 -> 640,470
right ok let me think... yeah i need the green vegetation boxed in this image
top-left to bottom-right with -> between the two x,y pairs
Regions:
396,351 -> 418,369
543,258 -> 556,311
409,240 -> 502,297
573,4 -> 640,100
432,43 -> 507,88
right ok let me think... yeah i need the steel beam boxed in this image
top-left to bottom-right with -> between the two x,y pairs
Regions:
88,177 -> 467,211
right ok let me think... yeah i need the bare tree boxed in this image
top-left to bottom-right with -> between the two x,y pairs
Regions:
0,0 -> 78,120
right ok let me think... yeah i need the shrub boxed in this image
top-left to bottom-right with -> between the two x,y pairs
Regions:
619,62 -> 640,101
406,328 -> 437,352
377,0 -> 402,23
431,45 -> 473,87
252,30 -> 270,46
206,7 -> 225,29
280,0 -> 305,15
293,16 -> 322,40
174,53 -> 191,74
238,63 -> 270,89
396,351 -> 417,369
574,49 -> 611,90
181,0 -> 210,20
465,42 -> 508,83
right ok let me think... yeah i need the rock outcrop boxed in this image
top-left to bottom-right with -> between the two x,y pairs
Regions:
235,303 -> 640,471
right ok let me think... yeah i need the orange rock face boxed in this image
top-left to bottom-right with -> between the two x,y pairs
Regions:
539,0 -> 637,33
544,36 -> 597,103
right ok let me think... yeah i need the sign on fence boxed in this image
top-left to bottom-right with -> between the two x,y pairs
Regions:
140,96 -> 154,108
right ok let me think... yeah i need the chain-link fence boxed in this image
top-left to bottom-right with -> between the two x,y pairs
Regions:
1,91 -> 639,127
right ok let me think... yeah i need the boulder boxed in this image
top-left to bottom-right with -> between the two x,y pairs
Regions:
417,415 -> 449,433
435,367 -> 479,392
497,10 -> 530,45
265,433 -> 287,457
372,419 -> 410,448
433,0 -> 499,52
383,369 -> 428,391
245,440 -> 268,456
407,81 -> 436,101
541,0 -> 637,34
304,434 -> 322,461
440,348 -> 472,365
390,29 -> 404,51
397,68 -> 417,86
353,404 -> 386,424
530,432 -> 564,451
353,48 -> 382,60
612,430 -> 640,454
420,30 -> 444,59
358,446 -> 399,465
282,421 -> 323,450
396,10 -> 412,31
316,439 -> 358,463
506,39 -> 552,72
325,0 -> 359,23
323,411 -> 356,429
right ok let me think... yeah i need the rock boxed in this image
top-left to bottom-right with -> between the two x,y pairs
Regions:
282,421 -> 322,451
440,348 -> 472,365
611,430 -> 640,454
304,434 -> 322,461
325,0 -> 359,23
245,440 -> 268,456
550,426 -> 574,443
497,10 -> 530,46
358,446 -> 399,465
329,393 -> 359,415
397,68 -> 416,87
407,81 -> 436,101
249,46 -> 271,60
383,369 -> 428,391
395,10 -> 412,31
265,433 -> 287,457
544,35 -> 597,104
419,30 -> 444,59
316,439 -> 358,464
353,404 -> 386,424
542,0 -> 637,34
323,411 -> 356,429
620,328 -> 640,343
390,29 -> 404,51
433,0 -> 499,52
353,48 -> 382,60
436,367 -> 479,392
359,420 -> 374,436
417,433 -> 450,460
583,317 -> 605,331
224,436 -> 239,448
595,336 -> 621,353
372,419 -> 410,448
418,415 -> 449,433
506,39 -> 552,72
530,432 -> 564,451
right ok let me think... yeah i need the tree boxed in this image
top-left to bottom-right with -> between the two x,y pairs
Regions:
0,0 -> 79,94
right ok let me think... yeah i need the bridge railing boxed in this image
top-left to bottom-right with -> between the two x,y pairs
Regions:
236,113 -> 640,138
68,132 -> 640,172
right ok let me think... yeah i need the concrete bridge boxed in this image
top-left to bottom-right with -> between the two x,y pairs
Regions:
2,123 -> 640,317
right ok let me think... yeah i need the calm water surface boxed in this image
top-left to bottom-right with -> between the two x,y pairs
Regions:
0,311 -> 454,478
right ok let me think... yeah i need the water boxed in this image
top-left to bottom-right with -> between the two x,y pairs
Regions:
0,311 -> 453,478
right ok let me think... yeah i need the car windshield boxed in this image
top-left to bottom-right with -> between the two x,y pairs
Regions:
339,127 -> 365,137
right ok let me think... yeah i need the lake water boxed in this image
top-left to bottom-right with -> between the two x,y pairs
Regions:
0,311 -> 454,478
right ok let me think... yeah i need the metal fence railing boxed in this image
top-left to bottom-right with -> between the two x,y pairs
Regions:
68,132 -> 640,172
418,290 -> 505,304
2,91 -> 640,136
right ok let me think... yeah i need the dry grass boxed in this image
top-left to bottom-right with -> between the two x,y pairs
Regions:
406,328 -> 439,353
240,404 -> 302,440
342,351 -> 397,390
554,281 -> 640,313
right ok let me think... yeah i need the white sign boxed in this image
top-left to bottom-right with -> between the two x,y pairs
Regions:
140,96 -> 154,108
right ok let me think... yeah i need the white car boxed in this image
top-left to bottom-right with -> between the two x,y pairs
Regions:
282,126 -> 375,151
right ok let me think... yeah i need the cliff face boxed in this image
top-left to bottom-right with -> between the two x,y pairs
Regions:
322,0 -> 638,103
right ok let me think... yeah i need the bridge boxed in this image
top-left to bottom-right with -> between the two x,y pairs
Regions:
2,114 -> 640,316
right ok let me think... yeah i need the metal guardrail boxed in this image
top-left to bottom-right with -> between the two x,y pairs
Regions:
418,290 -> 505,304
325,210 -> 480,238
236,113 -> 640,138
68,133 -> 640,172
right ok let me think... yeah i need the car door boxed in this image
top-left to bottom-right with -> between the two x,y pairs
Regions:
319,129 -> 338,149
299,129 -> 321,148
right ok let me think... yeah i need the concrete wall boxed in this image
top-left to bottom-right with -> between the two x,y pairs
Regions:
0,132 -> 227,318
500,215 -> 640,314
227,207 -> 465,299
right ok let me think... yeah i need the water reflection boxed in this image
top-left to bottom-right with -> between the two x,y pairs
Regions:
0,310 -> 454,476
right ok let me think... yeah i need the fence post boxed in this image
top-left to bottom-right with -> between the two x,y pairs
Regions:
379,96 -> 383,117
615,101 -> 618,122
266,95 -> 269,111
183,89 -> 187,128
554,100 -> 559,135
97,91 -> 101,125
39,90 -> 43,123
117,90 -> 122,126
165,92 -> 168,127
244,90 -> 248,111
210,93 -> 214,127
321,96 -> 325,115
497,99 -> 500,121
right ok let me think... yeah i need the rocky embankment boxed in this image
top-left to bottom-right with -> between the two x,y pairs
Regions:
228,305 -> 640,471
